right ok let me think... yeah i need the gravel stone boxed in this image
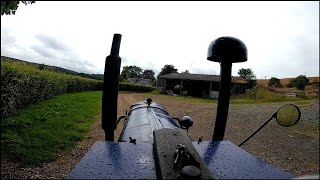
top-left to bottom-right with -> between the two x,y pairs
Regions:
1,94 -> 319,179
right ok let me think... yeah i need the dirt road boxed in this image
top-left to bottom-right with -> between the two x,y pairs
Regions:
1,92 -> 319,179
115,93 -> 319,177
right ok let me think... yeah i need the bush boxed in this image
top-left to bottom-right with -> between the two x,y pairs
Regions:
245,86 -> 264,99
119,82 -> 155,92
1,60 -> 102,118
268,77 -> 282,88
286,83 -> 294,88
288,75 -> 309,90
244,86 -> 297,102
1,60 -> 156,118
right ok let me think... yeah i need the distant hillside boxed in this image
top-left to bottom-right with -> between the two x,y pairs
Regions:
1,56 -> 104,80
257,76 -> 319,95
257,77 -> 319,87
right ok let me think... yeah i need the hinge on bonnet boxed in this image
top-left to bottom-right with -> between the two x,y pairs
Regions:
174,144 -> 200,169
153,128 -> 214,179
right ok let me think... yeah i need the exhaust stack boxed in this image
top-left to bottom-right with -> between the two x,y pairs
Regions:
207,36 -> 247,141
102,33 -> 122,141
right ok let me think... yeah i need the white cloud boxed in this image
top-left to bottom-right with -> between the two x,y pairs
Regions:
1,1 -> 319,78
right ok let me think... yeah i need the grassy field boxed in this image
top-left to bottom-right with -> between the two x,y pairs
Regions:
256,77 -> 319,94
1,89 -> 316,166
141,87 -> 316,104
257,76 -> 319,86
1,91 -> 102,165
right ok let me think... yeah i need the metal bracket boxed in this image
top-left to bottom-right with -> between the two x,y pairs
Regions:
153,128 -> 214,179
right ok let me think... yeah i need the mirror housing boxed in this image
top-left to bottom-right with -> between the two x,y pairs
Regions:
275,104 -> 301,127
239,103 -> 302,147
180,116 -> 193,130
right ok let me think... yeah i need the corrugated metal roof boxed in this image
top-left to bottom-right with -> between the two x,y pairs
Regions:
128,78 -> 152,83
158,73 -> 248,84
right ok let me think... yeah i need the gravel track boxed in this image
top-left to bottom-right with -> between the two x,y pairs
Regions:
1,93 -> 319,179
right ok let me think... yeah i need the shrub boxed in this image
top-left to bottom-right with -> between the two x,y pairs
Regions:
286,83 -> 294,88
119,82 -> 155,92
268,77 -> 282,88
1,60 -> 156,118
1,60 -> 102,118
245,86 -> 264,99
289,75 -> 309,90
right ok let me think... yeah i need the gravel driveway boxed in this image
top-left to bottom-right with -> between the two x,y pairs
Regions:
1,93 -> 319,179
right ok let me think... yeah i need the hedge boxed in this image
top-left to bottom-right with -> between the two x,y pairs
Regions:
1,60 -> 156,118
118,82 -> 155,92
1,60 -> 102,118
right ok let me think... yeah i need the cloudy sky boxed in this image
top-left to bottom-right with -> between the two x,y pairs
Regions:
1,1 -> 319,79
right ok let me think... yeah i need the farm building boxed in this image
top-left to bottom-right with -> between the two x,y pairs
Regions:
128,78 -> 153,86
156,73 -> 248,98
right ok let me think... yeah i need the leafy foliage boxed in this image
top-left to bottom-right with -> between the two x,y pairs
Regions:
240,85 -> 299,102
1,60 -> 102,118
288,75 -> 310,90
268,77 -> 282,87
158,64 -> 178,76
142,69 -> 156,81
238,68 -> 257,88
38,63 -> 46,70
1,1 -> 35,16
1,91 -> 102,165
2,56 -> 104,80
119,83 -> 155,92
181,70 -> 190,74
120,65 -> 143,81
245,85 -> 264,99
78,73 -> 104,80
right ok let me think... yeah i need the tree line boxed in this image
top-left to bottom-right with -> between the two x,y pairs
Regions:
119,64 -> 179,85
1,1 -> 35,15
121,64 -> 312,91
120,64 -> 260,88
3,2 -> 313,91
268,75 -> 311,90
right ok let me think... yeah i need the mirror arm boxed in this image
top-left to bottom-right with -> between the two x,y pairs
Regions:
239,113 -> 276,147
172,117 -> 185,129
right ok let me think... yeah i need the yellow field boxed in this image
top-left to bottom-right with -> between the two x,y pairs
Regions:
257,77 -> 319,86
257,77 -> 319,93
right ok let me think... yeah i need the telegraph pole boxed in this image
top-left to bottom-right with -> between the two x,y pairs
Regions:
265,76 -> 267,87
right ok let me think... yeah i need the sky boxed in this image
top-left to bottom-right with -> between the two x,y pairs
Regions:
1,1 -> 319,79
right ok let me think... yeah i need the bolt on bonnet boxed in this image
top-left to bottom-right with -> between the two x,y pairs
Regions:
207,36 -> 248,63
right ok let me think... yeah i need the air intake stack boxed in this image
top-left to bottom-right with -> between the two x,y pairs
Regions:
102,33 -> 122,141
207,36 -> 247,141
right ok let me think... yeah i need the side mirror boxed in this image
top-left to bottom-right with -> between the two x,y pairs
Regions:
275,104 -> 301,127
180,116 -> 193,130
239,104 -> 301,147
173,116 -> 193,132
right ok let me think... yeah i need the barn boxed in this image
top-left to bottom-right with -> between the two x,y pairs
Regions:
128,78 -> 153,86
156,73 -> 248,98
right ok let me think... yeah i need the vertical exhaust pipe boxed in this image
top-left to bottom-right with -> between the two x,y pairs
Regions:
207,36 -> 247,141
102,34 -> 122,141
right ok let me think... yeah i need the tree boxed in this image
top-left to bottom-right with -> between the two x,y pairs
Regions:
238,68 -> 257,88
158,64 -> 178,76
181,70 -> 190,74
268,77 -> 282,88
1,1 -> 35,16
142,69 -> 155,81
38,63 -> 46,70
120,65 -> 143,81
289,75 -> 309,90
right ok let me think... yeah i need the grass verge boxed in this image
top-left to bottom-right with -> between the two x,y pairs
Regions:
1,91 -> 102,165
139,91 -> 218,103
140,90 -> 315,104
